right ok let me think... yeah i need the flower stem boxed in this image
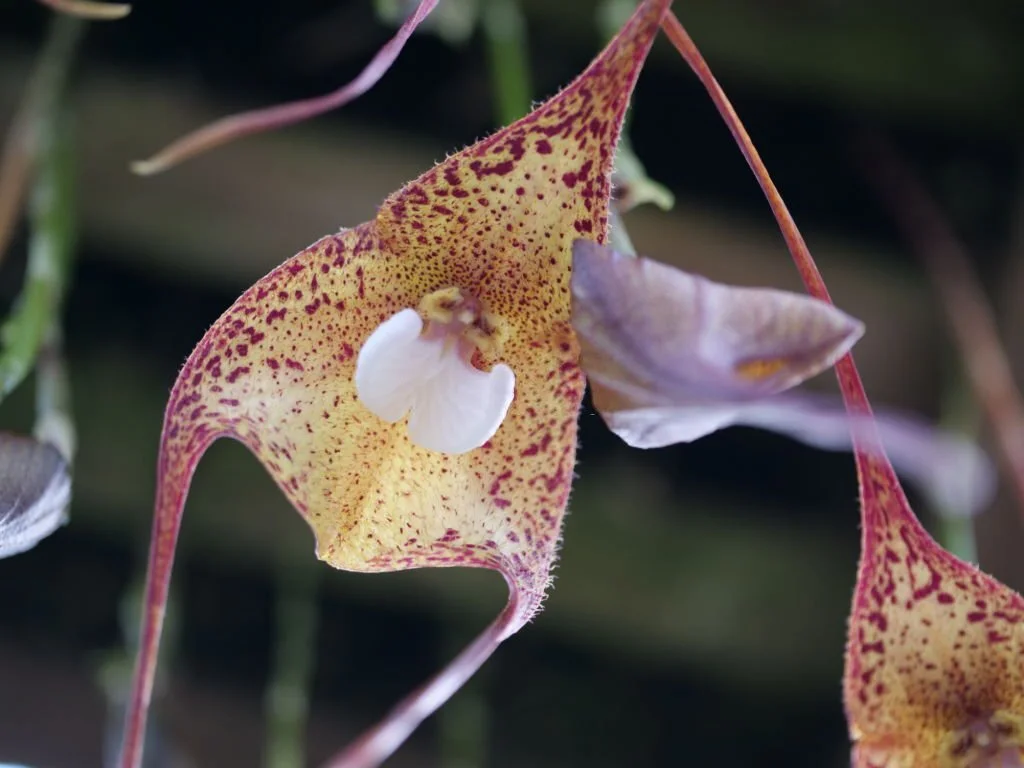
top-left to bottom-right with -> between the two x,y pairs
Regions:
438,625 -> 491,768
482,0 -> 532,125
937,357 -> 981,561
264,564 -> 319,768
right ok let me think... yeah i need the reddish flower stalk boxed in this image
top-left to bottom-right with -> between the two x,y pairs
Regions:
130,0 -> 437,175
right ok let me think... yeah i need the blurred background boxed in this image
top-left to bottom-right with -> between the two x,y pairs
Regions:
1,1 -> 1022,766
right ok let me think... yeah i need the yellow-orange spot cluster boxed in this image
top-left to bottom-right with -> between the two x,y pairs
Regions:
735,357 -> 788,381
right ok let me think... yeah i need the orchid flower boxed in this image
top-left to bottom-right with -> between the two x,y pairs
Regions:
657,11 -> 1024,766
119,2 -> 670,766
117,1 -> 874,765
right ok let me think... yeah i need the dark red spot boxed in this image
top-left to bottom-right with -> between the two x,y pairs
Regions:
866,612 -> 888,631
489,470 -> 513,496
469,159 -> 515,179
226,365 -> 250,383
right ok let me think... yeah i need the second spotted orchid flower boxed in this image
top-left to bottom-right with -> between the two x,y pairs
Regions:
119,2 -> 863,766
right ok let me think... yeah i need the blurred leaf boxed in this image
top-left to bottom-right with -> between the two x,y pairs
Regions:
612,135 -> 674,213
0,14 -> 81,269
34,0 -> 130,20
0,16 -> 80,404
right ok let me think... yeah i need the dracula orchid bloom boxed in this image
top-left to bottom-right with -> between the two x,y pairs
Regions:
119,2 -> 865,767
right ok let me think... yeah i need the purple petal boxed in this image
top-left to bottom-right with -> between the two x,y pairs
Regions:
734,394 -> 996,517
570,238 -> 863,413
601,392 -> 994,517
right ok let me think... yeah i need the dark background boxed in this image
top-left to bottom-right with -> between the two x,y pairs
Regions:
1,1 -> 1022,766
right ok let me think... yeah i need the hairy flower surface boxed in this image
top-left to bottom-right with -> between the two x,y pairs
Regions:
845,444 -> 1024,768
122,5 -> 874,766
122,2 -> 672,766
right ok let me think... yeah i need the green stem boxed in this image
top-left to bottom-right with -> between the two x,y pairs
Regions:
0,15 -> 82,403
264,565 -> 319,768
438,625 -> 490,768
936,351 -> 980,562
482,0 -> 532,125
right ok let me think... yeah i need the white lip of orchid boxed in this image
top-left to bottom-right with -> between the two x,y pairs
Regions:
355,296 -> 515,455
